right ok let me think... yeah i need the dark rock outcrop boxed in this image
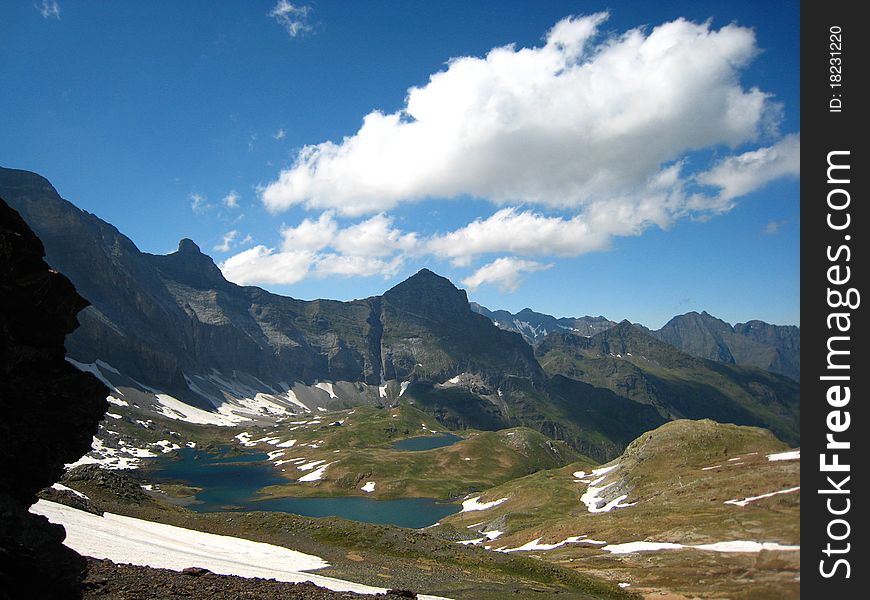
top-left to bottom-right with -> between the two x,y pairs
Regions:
0,198 -> 109,599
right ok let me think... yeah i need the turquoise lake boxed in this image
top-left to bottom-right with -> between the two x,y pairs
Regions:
391,433 -> 463,451
149,447 -> 459,529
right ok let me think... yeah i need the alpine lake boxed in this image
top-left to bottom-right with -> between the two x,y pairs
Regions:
147,434 -> 465,529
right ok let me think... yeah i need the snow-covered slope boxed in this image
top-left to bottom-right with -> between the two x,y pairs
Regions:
32,500 -> 449,599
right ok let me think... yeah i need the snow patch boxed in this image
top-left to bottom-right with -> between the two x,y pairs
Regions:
66,358 -> 119,393
767,450 -> 800,462
106,396 -> 128,407
51,483 -> 88,500
361,481 -> 376,493
155,393 -> 244,426
298,462 -> 333,482
152,440 -> 181,454
694,541 -> 801,553
461,496 -> 508,512
603,540 -> 801,554
724,486 -> 800,507
30,500 -> 452,597
314,382 -> 338,399
502,536 -> 590,553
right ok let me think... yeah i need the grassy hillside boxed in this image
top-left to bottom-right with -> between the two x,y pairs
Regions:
438,419 -> 800,599
536,323 -> 800,445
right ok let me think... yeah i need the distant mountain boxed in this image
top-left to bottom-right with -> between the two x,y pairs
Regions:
650,311 -> 800,381
470,303 -> 615,344
536,322 -> 800,445
473,304 -> 799,382
0,166 -> 798,459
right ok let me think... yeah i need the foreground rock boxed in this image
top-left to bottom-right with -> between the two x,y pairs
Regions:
0,198 -> 109,599
82,558 -> 418,599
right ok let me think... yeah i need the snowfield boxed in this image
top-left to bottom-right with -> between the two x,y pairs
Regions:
31,500 -> 449,599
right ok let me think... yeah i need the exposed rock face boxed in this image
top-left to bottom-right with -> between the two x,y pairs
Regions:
536,321 -> 800,446
0,197 -> 109,599
651,311 -> 800,381
0,167 -> 798,460
470,303 -> 616,345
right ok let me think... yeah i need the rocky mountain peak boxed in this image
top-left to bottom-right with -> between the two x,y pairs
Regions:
384,268 -> 468,314
177,238 -> 202,254
149,238 -> 230,290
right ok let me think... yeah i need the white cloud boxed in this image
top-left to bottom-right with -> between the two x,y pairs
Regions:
332,214 -> 419,258
220,14 -> 799,292
695,133 -> 800,209
765,220 -> 788,235
462,258 -> 552,292
273,128 -> 286,140
425,208 -> 606,266
269,1 -> 312,38
315,254 -> 404,279
35,0 -> 60,19
214,230 -> 239,253
280,212 -> 338,252
219,246 -> 314,286
189,192 -> 210,214
261,14 -> 779,217
222,190 -> 241,209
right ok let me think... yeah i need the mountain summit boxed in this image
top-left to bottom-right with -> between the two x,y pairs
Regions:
0,166 -> 799,458
149,238 -> 231,291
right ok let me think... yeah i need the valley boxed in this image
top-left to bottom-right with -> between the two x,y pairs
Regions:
0,167 -> 801,599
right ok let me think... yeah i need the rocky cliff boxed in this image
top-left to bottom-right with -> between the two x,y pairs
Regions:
0,198 -> 109,599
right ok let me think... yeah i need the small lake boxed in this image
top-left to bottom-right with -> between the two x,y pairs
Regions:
392,433 -> 463,451
148,447 -> 458,529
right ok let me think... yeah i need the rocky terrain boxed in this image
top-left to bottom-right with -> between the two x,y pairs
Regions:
470,304 -> 616,344
650,311 -> 800,382
472,304 -> 800,383
0,198 -> 109,599
81,559 -> 416,600
536,321 -> 800,446
0,166 -> 802,464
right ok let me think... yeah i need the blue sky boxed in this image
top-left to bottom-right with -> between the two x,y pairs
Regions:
1,1 -> 799,328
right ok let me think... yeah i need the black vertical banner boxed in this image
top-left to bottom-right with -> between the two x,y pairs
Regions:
802,1 -> 867,596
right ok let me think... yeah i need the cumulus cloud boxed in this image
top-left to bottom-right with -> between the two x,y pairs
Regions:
426,208 -> 606,266
261,14 -> 778,216
35,0 -> 60,19
214,230 -> 239,253
331,214 -> 419,258
222,190 -> 241,209
462,258 -> 553,292
269,1 -> 312,38
315,254 -> 405,278
695,133 -> 800,208
219,14 -> 800,291
280,212 -> 338,252
219,246 -> 314,286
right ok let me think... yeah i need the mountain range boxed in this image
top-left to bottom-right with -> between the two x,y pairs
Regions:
472,305 -> 799,382
0,166 -> 799,459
